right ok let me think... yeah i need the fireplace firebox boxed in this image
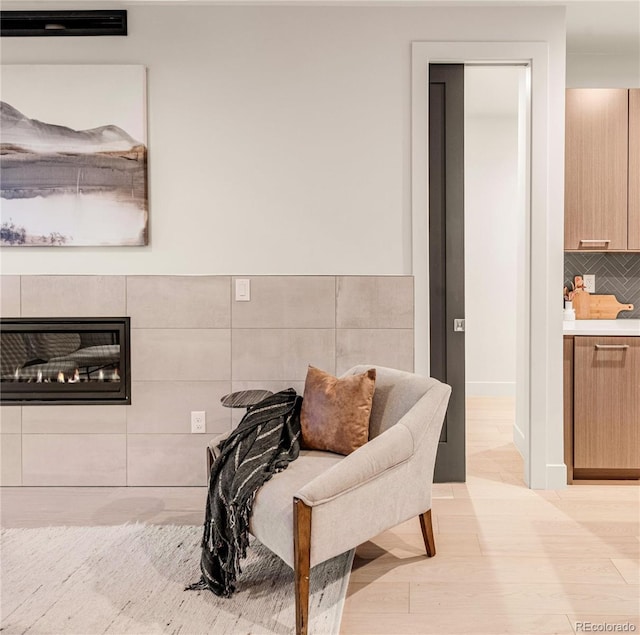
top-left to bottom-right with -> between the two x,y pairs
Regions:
1,317 -> 130,405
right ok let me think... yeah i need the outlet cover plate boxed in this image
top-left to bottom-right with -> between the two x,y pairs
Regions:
583,274 -> 596,293
191,411 -> 206,433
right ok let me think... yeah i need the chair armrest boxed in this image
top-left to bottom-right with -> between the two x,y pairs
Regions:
295,423 -> 414,506
209,430 -> 232,455
207,430 -> 232,473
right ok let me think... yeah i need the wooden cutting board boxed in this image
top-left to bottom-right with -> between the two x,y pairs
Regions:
588,294 -> 634,319
573,291 -> 591,319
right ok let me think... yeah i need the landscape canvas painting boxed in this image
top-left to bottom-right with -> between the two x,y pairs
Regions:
0,65 -> 148,246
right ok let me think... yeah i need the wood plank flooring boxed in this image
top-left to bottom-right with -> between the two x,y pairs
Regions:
1,397 -> 638,635
341,397 -> 640,635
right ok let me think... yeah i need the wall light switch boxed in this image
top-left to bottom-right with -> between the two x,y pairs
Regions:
583,274 -> 596,293
235,278 -> 251,301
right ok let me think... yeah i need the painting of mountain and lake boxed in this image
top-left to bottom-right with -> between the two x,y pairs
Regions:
0,66 -> 148,246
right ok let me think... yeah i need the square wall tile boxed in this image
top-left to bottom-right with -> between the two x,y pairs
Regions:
22,405 -> 126,434
337,276 -> 414,328
21,276 -> 126,317
0,406 -> 21,434
22,434 -> 126,486
232,329 -> 335,381
127,381 -> 231,434
231,276 -> 335,328
0,276 -> 21,316
0,434 -> 21,486
336,329 -> 414,375
131,329 -> 231,381
127,276 -> 230,328
127,435 -> 210,486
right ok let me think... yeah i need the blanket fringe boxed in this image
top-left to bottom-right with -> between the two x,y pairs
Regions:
184,578 -> 208,591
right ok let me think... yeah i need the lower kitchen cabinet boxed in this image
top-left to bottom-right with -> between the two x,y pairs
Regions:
565,335 -> 640,481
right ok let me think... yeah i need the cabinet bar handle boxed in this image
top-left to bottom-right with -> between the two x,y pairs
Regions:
594,344 -> 630,350
579,239 -> 611,244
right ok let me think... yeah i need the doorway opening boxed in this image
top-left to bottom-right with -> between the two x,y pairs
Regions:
464,64 -> 530,483
428,62 -> 531,483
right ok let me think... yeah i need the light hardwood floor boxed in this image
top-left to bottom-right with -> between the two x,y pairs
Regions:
342,397 -> 639,635
1,397 -> 638,635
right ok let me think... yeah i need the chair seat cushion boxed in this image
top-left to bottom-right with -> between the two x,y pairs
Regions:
249,450 -> 343,569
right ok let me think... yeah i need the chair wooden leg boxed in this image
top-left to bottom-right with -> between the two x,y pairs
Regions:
419,509 -> 436,557
294,497 -> 312,635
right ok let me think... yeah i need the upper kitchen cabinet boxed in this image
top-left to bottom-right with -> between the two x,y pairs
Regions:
629,89 -> 640,250
565,89 -> 630,251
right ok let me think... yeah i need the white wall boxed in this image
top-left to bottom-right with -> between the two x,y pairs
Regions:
566,1 -> 640,87
2,5 -> 408,275
464,67 -> 521,397
3,4 -> 562,278
567,55 -> 640,88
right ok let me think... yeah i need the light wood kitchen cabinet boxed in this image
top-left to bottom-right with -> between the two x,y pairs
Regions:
572,336 -> 640,478
565,89 -> 632,251
629,89 -> 640,250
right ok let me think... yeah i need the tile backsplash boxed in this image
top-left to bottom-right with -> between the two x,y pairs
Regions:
564,253 -> 640,318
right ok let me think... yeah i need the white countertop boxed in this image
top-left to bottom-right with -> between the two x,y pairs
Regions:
563,319 -> 640,336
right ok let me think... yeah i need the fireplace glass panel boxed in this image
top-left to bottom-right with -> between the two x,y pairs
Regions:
1,318 -> 130,404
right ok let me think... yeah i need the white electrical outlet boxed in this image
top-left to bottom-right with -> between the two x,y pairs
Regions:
191,411 -> 206,434
583,274 -> 596,293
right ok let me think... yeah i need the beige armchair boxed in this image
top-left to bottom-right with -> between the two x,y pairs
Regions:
207,365 -> 451,635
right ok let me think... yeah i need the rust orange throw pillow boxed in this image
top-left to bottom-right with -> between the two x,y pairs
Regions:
300,365 -> 376,456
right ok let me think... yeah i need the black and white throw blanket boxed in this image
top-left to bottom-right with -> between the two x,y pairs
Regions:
187,388 -> 302,598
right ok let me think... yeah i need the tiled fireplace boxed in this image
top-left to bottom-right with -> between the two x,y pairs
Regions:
0,275 -> 415,487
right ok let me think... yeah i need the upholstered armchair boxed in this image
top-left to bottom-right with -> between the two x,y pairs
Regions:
208,365 -> 451,635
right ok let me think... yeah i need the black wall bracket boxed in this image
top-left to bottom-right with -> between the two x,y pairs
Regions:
0,10 -> 127,37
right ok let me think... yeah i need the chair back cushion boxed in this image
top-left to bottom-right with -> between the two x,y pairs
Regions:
342,365 -> 432,439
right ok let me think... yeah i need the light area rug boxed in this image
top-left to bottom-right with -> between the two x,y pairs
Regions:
0,524 -> 354,635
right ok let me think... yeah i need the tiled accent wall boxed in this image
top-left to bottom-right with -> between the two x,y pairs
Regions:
564,253 -> 640,318
0,275 -> 414,487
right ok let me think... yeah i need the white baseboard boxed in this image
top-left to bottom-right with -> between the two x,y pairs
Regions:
513,423 -> 526,458
466,381 -> 516,397
545,463 -> 568,489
